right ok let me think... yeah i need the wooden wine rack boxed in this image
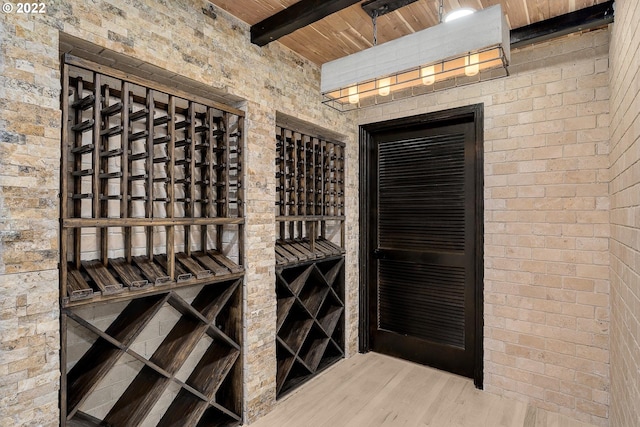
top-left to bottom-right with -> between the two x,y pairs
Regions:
63,279 -> 242,427
275,126 -> 346,397
60,55 -> 244,426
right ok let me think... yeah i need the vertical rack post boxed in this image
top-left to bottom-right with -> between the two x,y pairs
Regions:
60,63 -> 70,297
92,74 -> 104,265
99,83 -> 110,265
185,102 -> 196,256
166,95 -> 175,280
72,78 -> 84,270
217,111 -> 230,253
92,73 -> 101,218
202,108 -> 214,252
278,127 -> 286,241
237,115 -> 245,267
295,132 -> 303,239
287,130 -> 295,240
320,138 -> 327,239
121,82 -> 131,262
338,144 -> 345,247
223,112 -> 231,220
145,89 -> 155,260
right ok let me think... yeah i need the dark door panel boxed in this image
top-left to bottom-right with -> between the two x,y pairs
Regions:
378,259 -> 466,347
362,107 -> 483,385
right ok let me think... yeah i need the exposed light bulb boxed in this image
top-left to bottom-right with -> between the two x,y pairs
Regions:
421,65 -> 435,85
348,86 -> 359,104
377,78 -> 391,96
465,53 -> 480,76
444,8 -> 476,23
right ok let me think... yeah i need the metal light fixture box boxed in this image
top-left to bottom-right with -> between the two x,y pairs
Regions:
321,5 -> 510,111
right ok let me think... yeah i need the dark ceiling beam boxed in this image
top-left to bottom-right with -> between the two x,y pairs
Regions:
251,0 -> 363,47
510,0 -> 614,49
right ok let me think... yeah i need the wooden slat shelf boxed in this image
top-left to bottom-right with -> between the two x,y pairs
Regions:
205,325 -> 241,351
67,411 -> 109,427
106,294 -> 170,344
186,343 -> 240,397
63,254 -> 244,307
177,252 -> 212,279
299,276 -> 329,317
157,389 -> 208,427
275,244 -> 298,263
276,296 -> 295,332
66,267 -> 94,301
66,339 -> 122,414
276,238 -> 344,267
81,260 -> 124,295
280,315 -> 314,353
149,315 -> 208,373
109,258 -> 150,289
302,334 -> 331,371
62,271 -> 244,309
155,254 -> 192,282
168,293 -> 210,324
278,241 -> 307,261
195,407 -> 241,427
133,256 -> 172,285
193,252 -> 230,276
65,293 -> 168,416
191,279 -> 241,321
104,366 -> 171,426
279,264 -> 313,295
278,361 -> 314,397
208,250 -> 243,274
317,302 -> 344,338
276,351 -> 295,394
318,257 -> 345,287
61,56 -> 244,427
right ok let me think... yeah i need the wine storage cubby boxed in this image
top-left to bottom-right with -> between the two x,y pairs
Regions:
275,126 -> 345,398
60,54 -> 244,426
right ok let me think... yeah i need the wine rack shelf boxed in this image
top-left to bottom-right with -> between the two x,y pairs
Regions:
275,125 -> 346,398
60,55 -> 244,427
276,257 -> 345,397
64,279 -> 242,427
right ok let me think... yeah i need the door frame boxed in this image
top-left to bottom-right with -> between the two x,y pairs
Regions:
358,104 -> 485,388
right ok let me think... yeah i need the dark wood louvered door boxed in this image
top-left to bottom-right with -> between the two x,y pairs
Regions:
362,106 -> 483,384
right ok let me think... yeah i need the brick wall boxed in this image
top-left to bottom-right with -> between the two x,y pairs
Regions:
609,0 -> 640,425
0,1 -> 358,425
358,29 -> 611,426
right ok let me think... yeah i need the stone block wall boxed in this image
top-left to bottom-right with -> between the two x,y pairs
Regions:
358,29 -> 611,426
609,0 -> 640,425
0,1 -> 358,425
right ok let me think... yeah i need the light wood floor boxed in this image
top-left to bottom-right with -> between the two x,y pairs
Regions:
249,352 -> 597,427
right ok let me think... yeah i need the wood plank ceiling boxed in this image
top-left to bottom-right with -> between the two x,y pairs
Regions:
208,0 -> 611,65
